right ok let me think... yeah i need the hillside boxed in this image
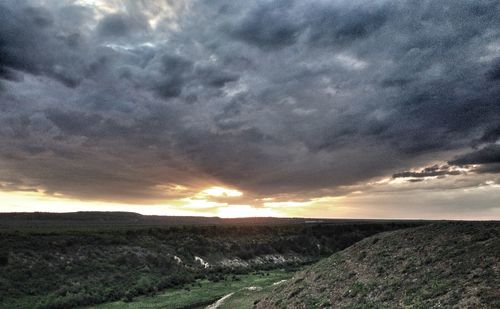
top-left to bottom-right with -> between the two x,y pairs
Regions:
0,213 -> 420,308
256,222 -> 500,308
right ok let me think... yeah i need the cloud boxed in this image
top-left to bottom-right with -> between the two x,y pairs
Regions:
473,124 -> 500,146
0,1 -> 88,87
0,0 -> 499,215
449,144 -> 500,165
303,1 -> 390,47
229,0 -> 301,49
393,165 -> 462,179
487,58 -> 500,80
96,13 -> 150,38
474,163 -> 500,174
227,0 -> 391,49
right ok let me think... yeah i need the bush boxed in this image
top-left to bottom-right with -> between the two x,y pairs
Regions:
0,254 -> 8,266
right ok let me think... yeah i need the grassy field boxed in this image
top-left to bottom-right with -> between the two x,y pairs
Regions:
93,269 -> 294,309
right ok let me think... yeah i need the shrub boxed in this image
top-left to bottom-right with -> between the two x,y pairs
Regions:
0,254 -> 8,266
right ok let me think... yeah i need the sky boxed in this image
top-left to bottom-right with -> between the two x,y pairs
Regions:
0,0 -> 500,219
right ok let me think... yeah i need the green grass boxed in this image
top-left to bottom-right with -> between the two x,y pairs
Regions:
92,269 -> 294,309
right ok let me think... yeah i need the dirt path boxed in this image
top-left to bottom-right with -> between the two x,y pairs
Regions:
205,283 -> 277,308
205,292 -> 235,309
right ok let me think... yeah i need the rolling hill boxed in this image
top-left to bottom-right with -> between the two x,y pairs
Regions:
256,222 -> 499,308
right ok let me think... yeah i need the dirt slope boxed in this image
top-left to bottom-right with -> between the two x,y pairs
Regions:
255,222 -> 499,308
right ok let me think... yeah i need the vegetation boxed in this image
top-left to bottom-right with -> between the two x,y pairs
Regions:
95,269 -> 293,309
256,222 -> 500,308
0,212 -> 421,308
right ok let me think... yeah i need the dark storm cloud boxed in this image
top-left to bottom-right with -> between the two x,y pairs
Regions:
1,0 -> 500,204
229,0 -> 301,49
228,0 -> 391,49
96,13 -> 150,38
0,1 -> 87,87
194,65 -> 239,88
474,163 -> 500,174
473,124 -> 500,146
152,54 -> 239,99
303,1 -> 390,46
487,58 -> 500,80
393,165 -> 462,179
154,54 -> 193,98
449,144 -> 500,165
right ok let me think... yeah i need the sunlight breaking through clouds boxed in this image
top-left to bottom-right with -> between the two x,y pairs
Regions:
200,187 -> 243,198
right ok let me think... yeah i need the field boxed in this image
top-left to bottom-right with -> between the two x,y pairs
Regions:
94,269 -> 293,309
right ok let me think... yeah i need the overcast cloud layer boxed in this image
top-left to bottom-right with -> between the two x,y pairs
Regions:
1,0 -> 500,214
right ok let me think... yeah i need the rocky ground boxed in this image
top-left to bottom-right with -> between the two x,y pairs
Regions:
255,222 -> 500,308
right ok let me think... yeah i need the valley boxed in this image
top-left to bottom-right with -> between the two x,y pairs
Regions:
0,212 -> 420,308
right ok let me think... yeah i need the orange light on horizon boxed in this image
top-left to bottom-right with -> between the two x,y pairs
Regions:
199,186 -> 243,197
0,186 -> 346,219
216,204 -> 279,218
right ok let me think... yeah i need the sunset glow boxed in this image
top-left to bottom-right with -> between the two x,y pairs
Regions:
200,187 -> 243,198
216,205 -> 279,218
